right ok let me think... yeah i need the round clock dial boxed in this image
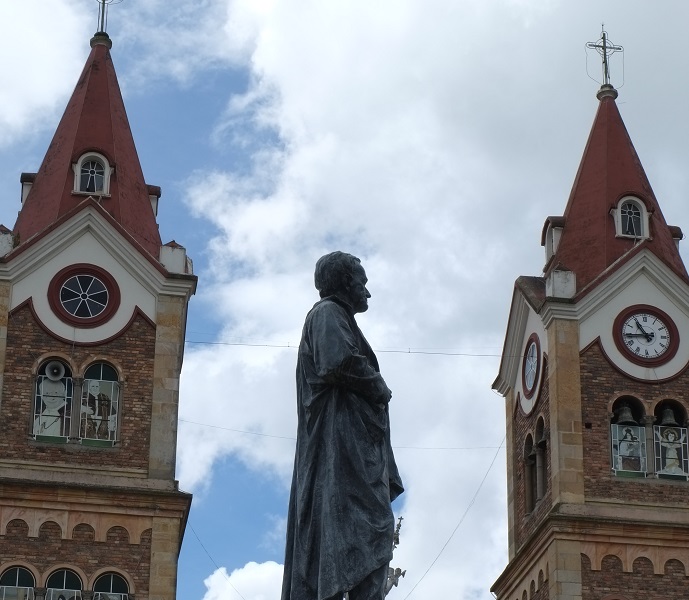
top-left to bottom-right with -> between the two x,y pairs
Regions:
524,341 -> 538,391
614,305 -> 679,366
521,333 -> 541,404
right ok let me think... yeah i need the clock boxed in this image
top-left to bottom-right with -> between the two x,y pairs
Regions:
48,264 -> 120,327
521,333 -> 541,405
613,305 -> 679,366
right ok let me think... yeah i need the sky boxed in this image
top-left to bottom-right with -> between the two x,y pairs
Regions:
3,1 -> 689,599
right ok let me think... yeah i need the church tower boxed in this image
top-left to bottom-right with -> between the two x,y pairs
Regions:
0,26 -> 195,600
492,38 -> 689,600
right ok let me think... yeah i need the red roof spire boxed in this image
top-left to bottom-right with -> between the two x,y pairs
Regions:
543,87 -> 688,293
13,33 -> 162,259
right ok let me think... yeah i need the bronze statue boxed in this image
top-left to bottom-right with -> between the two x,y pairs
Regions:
282,252 -> 404,600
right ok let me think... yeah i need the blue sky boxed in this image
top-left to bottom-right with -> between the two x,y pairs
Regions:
4,2 -> 689,599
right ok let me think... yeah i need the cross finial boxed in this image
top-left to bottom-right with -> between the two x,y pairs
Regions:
95,0 -> 123,34
586,25 -> 623,87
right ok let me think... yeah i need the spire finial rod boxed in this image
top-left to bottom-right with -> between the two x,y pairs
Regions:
95,0 -> 123,34
586,25 -> 623,87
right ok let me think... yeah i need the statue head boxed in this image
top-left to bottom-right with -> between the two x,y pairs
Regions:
314,251 -> 371,313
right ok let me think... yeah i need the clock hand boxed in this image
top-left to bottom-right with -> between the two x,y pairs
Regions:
633,317 -> 653,342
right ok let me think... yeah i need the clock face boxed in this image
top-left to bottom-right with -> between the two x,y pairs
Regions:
614,305 -> 679,366
521,333 -> 541,408
524,341 -> 538,391
48,264 -> 120,327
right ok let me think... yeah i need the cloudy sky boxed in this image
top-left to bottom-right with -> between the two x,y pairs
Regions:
3,1 -> 689,599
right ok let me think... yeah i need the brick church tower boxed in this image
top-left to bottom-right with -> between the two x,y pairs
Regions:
0,29 -> 195,600
491,77 -> 689,599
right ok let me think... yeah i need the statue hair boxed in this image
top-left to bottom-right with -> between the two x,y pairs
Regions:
314,252 -> 361,298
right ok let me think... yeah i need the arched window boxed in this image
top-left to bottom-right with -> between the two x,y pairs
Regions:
81,362 -> 120,444
524,434 -> 536,513
535,417 -> 547,501
45,569 -> 82,600
621,201 -> 642,236
80,159 -> 105,193
33,360 -> 73,439
654,400 -> 688,480
93,572 -> 129,599
610,397 -> 647,476
73,152 -> 112,195
0,566 -> 35,598
611,196 -> 649,240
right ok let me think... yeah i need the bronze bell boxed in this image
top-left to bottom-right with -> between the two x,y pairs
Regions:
616,402 -> 637,425
660,406 -> 680,427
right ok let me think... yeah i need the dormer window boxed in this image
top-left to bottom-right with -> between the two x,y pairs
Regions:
541,216 -> 565,263
73,152 -> 112,195
611,196 -> 650,240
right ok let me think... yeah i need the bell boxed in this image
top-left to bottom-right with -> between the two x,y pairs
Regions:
615,402 -> 637,425
660,406 -> 680,427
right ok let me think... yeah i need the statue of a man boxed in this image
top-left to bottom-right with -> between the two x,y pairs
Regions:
282,252 -> 404,600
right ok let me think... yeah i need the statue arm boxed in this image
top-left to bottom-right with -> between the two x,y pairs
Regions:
308,303 -> 391,405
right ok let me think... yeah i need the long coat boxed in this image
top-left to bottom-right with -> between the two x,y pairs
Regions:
281,297 -> 404,600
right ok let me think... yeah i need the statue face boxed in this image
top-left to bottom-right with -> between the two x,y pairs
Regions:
345,263 -> 371,313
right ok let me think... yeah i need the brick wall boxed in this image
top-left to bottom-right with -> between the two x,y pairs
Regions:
582,552 -> 688,599
0,305 -> 156,471
0,517 -> 151,595
581,343 -> 689,503
512,373 -> 552,551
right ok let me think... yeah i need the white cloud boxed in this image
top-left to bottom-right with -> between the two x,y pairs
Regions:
176,1 -> 560,597
0,1 -> 91,147
9,2 -> 689,600
202,562 -> 283,600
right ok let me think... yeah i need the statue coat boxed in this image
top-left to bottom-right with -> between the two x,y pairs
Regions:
281,297 -> 404,600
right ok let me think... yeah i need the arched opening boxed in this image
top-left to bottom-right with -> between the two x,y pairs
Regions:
33,360 -> 73,440
535,417 -> 547,501
94,572 -> 129,599
524,434 -> 536,513
0,566 -> 35,598
610,397 -> 647,476
654,400 -> 688,479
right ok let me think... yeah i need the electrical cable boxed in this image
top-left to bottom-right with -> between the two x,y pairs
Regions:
189,523 -> 248,600
401,435 -> 506,599
178,418 -> 502,451
184,339 -> 503,357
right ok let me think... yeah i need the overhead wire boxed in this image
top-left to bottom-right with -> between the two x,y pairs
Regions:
186,436 -> 506,600
178,418 -> 503,451
401,435 -> 506,599
184,339 -> 504,357
189,523 -> 248,600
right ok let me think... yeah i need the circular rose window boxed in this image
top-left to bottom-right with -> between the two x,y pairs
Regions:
60,274 -> 108,318
48,264 -> 120,327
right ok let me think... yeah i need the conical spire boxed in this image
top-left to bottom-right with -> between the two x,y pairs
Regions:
13,34 -> 162,259
544,89 -> 688,293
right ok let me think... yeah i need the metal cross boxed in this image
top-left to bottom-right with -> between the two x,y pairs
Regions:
96,0 -> 123,33
586,26 -> 623,86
